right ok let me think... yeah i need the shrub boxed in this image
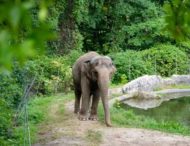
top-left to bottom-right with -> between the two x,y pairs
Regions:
141,44 -> 189,76
0,73 -> 23,107
0,99 -> 14,145
63,49 -> 84,66
178,42 -> 190,58
20,56 -> 74,95
110,50 -> 154,83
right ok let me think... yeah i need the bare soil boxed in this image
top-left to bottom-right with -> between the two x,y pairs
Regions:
33,100 -> 190,146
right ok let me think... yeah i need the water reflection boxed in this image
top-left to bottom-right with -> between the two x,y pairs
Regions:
123,96 -> 190,127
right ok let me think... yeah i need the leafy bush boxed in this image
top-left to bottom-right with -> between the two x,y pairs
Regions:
110,50 -> 154,83
63,49 -> 84,66
0,99 -> 14,145
16,50 -> 83,95
20,56 -> 74,95
141,44 -> 189,76
0,49 -> 83,108
0,50 -> 83,145
0,1 -> 56,71
0,74 -> 23,107
178,41 -> 190,58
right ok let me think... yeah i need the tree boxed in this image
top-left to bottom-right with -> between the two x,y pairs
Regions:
164,0 -> 190,41
68,0 -> 169,53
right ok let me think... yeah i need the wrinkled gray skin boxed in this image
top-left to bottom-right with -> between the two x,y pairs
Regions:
72,52 -> 116,127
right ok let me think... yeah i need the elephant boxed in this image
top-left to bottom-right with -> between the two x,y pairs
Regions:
72,51 -> 116,127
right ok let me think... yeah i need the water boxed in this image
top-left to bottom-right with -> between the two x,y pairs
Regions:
123,96 -> 190,128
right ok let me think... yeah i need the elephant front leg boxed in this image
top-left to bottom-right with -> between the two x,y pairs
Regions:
79,78 -> 90,121
74,88 -> 81,114
79,95 -> 90,120
89,91 -> 100,121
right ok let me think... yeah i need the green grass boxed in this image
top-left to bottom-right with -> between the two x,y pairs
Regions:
98,104 -> 190,136
85,130 -> 102,145
110,83 -> 125,88
14,93 -> 73,145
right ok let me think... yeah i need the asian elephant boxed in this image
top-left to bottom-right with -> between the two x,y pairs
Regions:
72,51 -> 116,127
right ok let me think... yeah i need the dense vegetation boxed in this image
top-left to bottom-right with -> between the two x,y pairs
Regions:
0,0 -> 190,145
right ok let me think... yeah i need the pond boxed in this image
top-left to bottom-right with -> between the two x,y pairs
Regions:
123,96 -> 190,128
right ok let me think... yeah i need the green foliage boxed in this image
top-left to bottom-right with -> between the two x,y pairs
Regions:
120,74 -> 128,84
0,0 -> 56,71
110,44 -> 189,84
86,130 -> 102,144
71,0 -> 169,53
0,74 -> 23,107
14,93 -> 73,145
110,50 -> 154,83
141,44 -> 189,76
164,0 -> 190,41
20,56 -> 74,95
178,41 -> 190,58
63,49 -> 84,66
0,50 -> 82,144
13,95 -> 55,145
15,50 -> 83,95
0,99 -> 14,145
46,0 -> 68,54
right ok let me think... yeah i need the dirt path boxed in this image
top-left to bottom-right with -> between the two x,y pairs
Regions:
33,100 -> 190,146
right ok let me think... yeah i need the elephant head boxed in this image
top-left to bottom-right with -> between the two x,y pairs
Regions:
84,55 -> 116,126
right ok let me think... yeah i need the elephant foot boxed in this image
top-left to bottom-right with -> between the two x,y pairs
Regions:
78,114 -> 88,121
74,109 -> 79,114
106,122 -> 112,127
89,114 -> 98,121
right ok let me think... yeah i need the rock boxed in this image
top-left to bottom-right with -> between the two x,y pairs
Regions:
109,89 -> 190,110
162,78 -> 175,86
108,87 -> 123,97
123,97 -> 163,110
110,75 -> 190,109
155,89 -> 190,100
122,75 -> 190,94
129,91 -> 160,99
122,75 -> 162,93
171,75 -> 190,84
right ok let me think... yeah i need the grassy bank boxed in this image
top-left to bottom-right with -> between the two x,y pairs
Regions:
14,93 -> 73,145
98,104 -> 190,136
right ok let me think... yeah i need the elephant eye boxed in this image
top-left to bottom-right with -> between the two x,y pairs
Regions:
95,61 -> 99,66
93,70 -> 98,76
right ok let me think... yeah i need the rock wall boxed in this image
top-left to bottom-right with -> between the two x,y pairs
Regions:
122,75 -> 190,94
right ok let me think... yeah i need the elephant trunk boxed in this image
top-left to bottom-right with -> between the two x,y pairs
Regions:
98,70 -> 111,127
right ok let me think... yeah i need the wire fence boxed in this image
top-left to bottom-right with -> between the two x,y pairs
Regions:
14,76 -> 36,146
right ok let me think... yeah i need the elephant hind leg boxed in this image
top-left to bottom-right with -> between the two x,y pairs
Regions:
74,88 -> 81,114
89,90 -> 100,120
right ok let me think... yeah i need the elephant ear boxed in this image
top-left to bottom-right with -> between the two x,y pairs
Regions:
81,60 -> 91,79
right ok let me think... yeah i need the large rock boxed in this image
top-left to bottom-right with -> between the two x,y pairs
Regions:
171,75 -> 190,84
122,75 -> 190,94
122,75 -> 162,93
109,75 -> 190,109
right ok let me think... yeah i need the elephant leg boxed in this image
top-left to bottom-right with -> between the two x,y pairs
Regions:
74,88 -> 81,114
89,90 -> 100,121
79,78 -> 90,120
